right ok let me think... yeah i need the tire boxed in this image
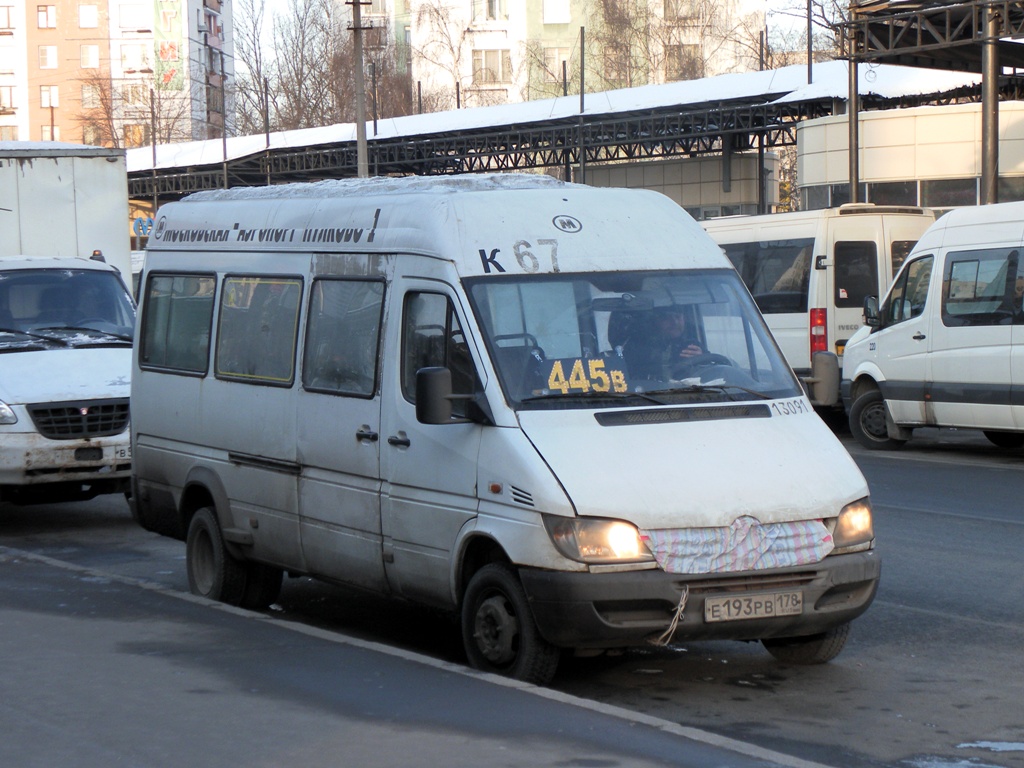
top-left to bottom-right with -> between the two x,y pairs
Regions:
461,563 -> 560,685
849,389 -> 906,450
983,430 -> 1024,449
186,507 -> 247,606
240,563 -> 283,610
762,622 -> 851,665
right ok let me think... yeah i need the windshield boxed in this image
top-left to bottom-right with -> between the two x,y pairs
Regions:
466,269 -> 801,409
0,268 -> 136,350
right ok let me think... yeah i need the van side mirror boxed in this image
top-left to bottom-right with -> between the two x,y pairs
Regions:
863,296 -> 880,328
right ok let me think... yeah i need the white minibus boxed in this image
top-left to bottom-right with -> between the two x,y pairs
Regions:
131,175 -> 879,684
844,201 -> 1024,450
702,205 -> 935,407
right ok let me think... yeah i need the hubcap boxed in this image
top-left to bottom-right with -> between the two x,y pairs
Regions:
861,401 -> 889,441
191,528 -> 215,595
473,594 -> 519,665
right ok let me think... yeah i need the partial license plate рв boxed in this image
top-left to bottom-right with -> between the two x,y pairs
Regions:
704,591 -> 803,623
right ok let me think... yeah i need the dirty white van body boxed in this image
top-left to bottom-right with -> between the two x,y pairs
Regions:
843,201 -> 1024,450
0,256 -> 135,504
702,205 -> 935,407
132,175 -> 879,684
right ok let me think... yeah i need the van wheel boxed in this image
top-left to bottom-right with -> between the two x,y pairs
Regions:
461,563 -> 560,685
983,430 -> 1024,449
241,563 -> 283,610
850,390 -> 906,450
762,622 -> 850,664
186,507 -> 247,606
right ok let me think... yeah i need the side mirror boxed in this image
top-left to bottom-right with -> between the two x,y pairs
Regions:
416,367 -> 456,424
863,296 -> 880,328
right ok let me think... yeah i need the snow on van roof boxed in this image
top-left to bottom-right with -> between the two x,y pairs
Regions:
182,173 -> 568,203
127,61 -> 982,174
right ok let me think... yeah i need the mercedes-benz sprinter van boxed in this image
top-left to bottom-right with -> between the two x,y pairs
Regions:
131,175 -> 879,685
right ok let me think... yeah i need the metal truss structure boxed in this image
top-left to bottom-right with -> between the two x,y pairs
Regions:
844,0 -> 1024,70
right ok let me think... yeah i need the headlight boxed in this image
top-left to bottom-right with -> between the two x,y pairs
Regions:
543,515 -> 654,564
0,400 -> 16,425
833,498 -> 874,550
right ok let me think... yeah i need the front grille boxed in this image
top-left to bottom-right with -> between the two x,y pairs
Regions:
28,399 -> 130,440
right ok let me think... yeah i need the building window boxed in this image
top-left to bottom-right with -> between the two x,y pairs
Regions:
543,0 -> 570,24
41,124 -> 61,140
121,43 -> 150,71
471,0 -> 507,22
368,0 -> 387,14
998,176 -> 1024,203
122,122 -> 148,147
543,48 -> 571,82
0,46 -> 14,74
472,49 -> 511,84
868,180 -> 917,206
119,3 -> 147,30
82,124 -> 102,145
81,44 -> 99,68
921,178 -> 978,209
40,85 -> 58,108
37,5 -> 56,28
38,45 -> 57,69
79,4 -> 98,27
0,85 -> 13,110
0,126 -> 17,140
665,44 -> 701,80
122,82 -> 148,105
0,6 -> 15,30
82,83 -> 101,109
665,0 -> 697,21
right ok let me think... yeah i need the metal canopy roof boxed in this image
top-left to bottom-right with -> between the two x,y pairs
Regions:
844,0 -> 1024,71
126,61 -> 993,203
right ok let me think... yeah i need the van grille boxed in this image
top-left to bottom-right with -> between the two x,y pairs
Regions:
28,399 -> 130,440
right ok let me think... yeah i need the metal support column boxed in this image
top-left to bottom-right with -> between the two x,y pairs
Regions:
982,5 -> 1000,204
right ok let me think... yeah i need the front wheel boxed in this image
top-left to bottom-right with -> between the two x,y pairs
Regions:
762,622 -> 851,664
849,389 -> 906,450
186,507 -> 247,605
461,563 -> 560,685
983,430 -> 1024,449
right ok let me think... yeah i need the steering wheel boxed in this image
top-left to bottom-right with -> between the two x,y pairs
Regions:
671,353 -> 733,379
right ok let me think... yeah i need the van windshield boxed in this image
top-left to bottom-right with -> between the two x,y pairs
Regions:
466,269 -> 801,410
0,269 -> 136,351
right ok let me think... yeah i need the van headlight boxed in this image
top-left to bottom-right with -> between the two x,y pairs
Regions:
543,515 -> 654,564
0,400 -> 16,425
832,498 -> 874,550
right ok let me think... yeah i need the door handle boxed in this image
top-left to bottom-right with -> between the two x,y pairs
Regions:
387,435 -> 411,448
355,428 -> 378,442
913,332 -> 926,340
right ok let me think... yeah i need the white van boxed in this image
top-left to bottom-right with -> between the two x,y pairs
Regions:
843,201 -> 1024,450
702,205 -> 935,407
131,175 -> 879,685
0,255 -> 135,504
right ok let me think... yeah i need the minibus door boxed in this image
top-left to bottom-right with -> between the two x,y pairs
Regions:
296,278 -> 388,592
830,231 -> 881,361
379,283 -> 483,607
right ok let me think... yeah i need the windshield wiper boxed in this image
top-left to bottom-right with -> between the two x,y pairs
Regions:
35,326 -> 133,342
644,383 -> 773,401
519,390 -> 671,406
0,327 -> 72,346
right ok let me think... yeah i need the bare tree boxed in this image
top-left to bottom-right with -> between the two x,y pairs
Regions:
411,0 -> 472,111
233,0 -> 272,135
74,70 -> 192,148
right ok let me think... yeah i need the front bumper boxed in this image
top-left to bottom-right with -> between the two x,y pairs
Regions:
0,429 -> 131,488
519,549 -> 880,649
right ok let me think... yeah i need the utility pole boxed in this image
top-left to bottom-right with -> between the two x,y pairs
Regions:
349,0 -> 370,178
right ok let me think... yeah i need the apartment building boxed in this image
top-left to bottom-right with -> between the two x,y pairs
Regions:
0,0 -> 233,146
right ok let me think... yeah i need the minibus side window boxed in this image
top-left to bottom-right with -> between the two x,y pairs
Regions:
834,241 -> 878,309
721,239 -> 812,314
401,292 -> 475,417
215,275 -> 303,385
881,256 -> 932,327
139,273 -> 215,373
941,248 -> 1018,327
302,278 -> 384,397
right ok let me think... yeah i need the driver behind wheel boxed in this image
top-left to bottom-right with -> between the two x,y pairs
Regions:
624,306 -> 704,380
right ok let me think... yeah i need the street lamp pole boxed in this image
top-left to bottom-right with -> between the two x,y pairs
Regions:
349,0 -> 370,178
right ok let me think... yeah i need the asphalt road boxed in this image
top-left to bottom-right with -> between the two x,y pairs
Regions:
1,426 -> 1022,768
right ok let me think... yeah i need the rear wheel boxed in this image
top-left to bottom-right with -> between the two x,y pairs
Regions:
186,507 -> 247,606
983,430 -> 1024,449
461,563 -> 560,685
762,622 -> 851,664
849,389 -> 906,450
